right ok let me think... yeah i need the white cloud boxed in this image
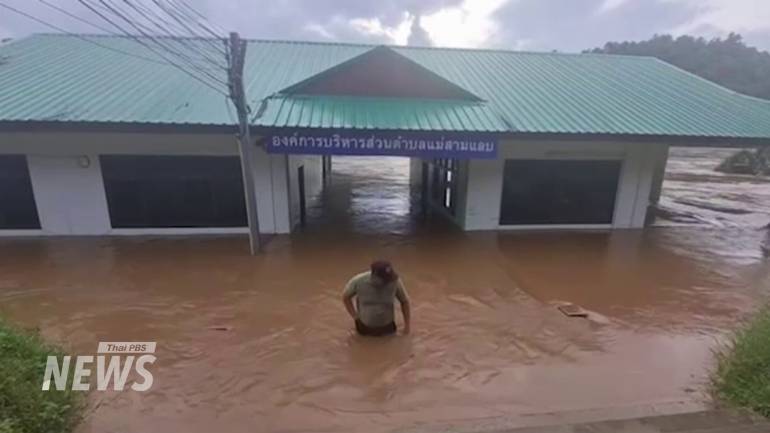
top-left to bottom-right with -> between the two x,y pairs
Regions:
596,0 -> 631,14
420,0 -> 511,48
303,23 -> 335,40
348,12 -> 415,45
663,0 -> 770,36
511,38 -> 534,51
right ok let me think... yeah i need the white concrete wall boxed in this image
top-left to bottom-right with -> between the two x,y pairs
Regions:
463,140 -> 669,231
286,154 -> 324,229
0,132 -> 293,235
0,131 -> 669,236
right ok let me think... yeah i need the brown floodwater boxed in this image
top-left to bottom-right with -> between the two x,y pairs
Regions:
658,147 -> 770,227
1,157 -> 769,433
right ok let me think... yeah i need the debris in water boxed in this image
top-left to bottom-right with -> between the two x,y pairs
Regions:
715,148 -> 770,176
673,198 -> 752,215
557,303 -> 589,318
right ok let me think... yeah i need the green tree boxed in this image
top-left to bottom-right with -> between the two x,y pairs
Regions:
588,33 -> 770,100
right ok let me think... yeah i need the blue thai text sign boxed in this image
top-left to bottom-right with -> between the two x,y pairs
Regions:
265,131 -> 498,159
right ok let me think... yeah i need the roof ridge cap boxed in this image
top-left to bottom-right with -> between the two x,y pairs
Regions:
28,33 -> 658,61
269,94 -> 489,104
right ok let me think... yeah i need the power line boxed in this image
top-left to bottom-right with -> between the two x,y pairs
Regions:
37,0 -> 115,34
113,0 -> 227,70
150,0 -> 226,55
76,0 -> 228,91
81,0 -> 227,79
121,0 -> 226,67
94,0 -> 226,77
81,0 -> 224,84
165,0 -> 227,46
169,0 -> 226,38
168,0 -> 227,34
0,1 -> 167,65
128,0 -> 211,38
224,95 -> 236,123
1,1 -> 235,100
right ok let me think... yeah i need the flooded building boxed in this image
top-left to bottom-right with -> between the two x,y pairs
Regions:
2,34 -> 770,236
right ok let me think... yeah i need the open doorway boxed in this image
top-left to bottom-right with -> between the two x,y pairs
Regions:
294,156 -> 457,235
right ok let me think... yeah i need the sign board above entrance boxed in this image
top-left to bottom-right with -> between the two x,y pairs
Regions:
265,131 -> 498,159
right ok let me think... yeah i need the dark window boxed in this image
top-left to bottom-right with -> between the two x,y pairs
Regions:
0,155 -> 40,229
499,159 -> 621,225
100,155 -> 247,228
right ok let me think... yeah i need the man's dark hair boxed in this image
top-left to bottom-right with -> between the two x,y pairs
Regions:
370,260 -> 398,283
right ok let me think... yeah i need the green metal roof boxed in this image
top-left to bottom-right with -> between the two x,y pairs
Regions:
256,96 -> 509,131
2,33 -> 770,140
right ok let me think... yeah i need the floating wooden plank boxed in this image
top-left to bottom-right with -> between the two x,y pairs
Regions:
558,303 -> 589,318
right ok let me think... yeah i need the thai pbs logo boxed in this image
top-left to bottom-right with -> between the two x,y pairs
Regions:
42,342 -> 157,392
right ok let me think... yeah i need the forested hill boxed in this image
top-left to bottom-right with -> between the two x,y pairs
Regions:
587,33 -> 770,100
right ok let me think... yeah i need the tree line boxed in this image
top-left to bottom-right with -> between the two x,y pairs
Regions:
587,33 -> 770,100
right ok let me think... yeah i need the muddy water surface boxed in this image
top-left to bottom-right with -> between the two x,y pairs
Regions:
658,147 -> 770,227
1,157 -> 769,433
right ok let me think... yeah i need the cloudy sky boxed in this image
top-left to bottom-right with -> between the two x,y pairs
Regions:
2,0 -> 770,52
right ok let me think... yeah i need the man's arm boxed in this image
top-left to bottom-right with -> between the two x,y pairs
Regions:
342,278 -> 358,321
396,280 -> 411,334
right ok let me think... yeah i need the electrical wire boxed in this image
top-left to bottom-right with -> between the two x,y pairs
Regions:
97,0 -> 224,75
37,0 -> 115,34
126,0 -> 211,39
130,0 -> 227,63
224,95 -> 237,123
120,0 -> 226,68
76,0 -> 228,91
0,1 -> 167,66
167,0 -> 228,48
3,1 -> 235,99
150,0 -> 226,55
168,0 -> 227,38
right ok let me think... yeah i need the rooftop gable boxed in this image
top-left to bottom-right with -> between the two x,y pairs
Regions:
278,45 -> 482,101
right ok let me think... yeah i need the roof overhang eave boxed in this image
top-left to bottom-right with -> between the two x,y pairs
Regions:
497,131 -> 770,148
0,120 -> 238,134
3,121 -> 770,148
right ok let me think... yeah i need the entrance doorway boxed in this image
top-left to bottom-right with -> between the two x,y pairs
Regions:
302,156 -> 442,235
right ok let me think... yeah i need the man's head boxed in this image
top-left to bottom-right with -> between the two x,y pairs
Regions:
370,260 -> 398,284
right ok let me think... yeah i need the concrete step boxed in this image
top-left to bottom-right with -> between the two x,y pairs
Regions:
686,427 -> 770,433
501,410 -> 770,433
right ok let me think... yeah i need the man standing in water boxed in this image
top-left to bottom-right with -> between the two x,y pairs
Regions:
342,260 -> 411,336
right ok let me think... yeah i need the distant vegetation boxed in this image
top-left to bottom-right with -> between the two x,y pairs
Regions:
713,306 -> 770,417
590,34 -> 770,175
0,318 -> 83,433
588,33 -> 770,100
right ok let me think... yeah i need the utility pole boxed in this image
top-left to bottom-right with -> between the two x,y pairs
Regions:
227,32 -> 261,254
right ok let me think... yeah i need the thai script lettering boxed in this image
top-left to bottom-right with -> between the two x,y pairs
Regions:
267,132 -> 497,159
